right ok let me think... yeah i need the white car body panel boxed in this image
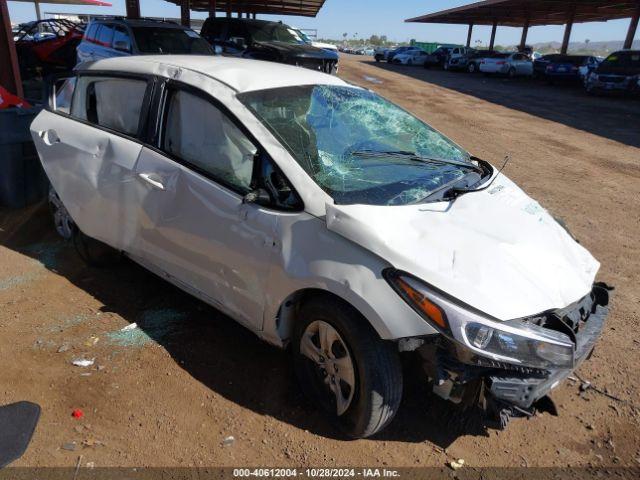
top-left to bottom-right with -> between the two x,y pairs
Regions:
31,55 -> 599,350
393,51 -> 428,66
326,174 -> 599,321
480,53 -> 533,76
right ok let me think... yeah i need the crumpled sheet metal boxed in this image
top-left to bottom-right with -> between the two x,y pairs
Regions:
326,173 -> 600,321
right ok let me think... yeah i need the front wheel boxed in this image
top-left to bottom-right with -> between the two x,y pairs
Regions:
293,297 -> 403,438
48,184 -> 75,240
468,62 -> 476,73
508,67 -> 516,78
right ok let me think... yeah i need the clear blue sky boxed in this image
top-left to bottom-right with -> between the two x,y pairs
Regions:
8,0 -> 634,45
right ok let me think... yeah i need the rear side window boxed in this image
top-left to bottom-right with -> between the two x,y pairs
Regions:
85,23 -> 98,42
71,76 -> 147,137
112,26 -> 132,52
162,89 -> 257,193
96,24 -> 114,47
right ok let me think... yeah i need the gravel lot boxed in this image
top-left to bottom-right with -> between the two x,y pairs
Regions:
1,54 -> 639,469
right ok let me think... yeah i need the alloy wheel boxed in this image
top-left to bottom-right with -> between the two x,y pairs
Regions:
48,186 -> 74,240
300,320 -> 356,416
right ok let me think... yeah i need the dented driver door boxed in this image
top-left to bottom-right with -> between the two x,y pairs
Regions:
129,85 -> 278,330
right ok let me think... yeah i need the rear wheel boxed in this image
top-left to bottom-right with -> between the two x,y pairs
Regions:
407,59 -> 413,66
508,67 -> 516,78
48,185 -> 74,240
293,297 -> 402,438
468,62 -> 476,73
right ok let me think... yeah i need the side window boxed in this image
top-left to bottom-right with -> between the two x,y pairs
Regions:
112,26 -> 131,52
50,77 -> 77,114
71,76 -> 147,137
162,89 -> 257,193
85,23 -> 98,42
96,24 -> 114,47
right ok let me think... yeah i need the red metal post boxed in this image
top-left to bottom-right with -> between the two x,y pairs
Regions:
209,0 -> 217,18
0,0 -> 23,97
125,0 -> 140,19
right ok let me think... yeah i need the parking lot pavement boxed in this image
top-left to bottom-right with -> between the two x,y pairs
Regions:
1,55 -> 639,468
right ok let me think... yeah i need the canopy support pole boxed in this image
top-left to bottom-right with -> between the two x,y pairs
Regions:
181,0 -> 190,27
561,7 -> 575,54
34,0 -> 41,20
489,20 -> 497,51
0,0 -> 23,97
466,23 -> 473,47
519,18 -> 529,51
125,0 -> 140,19
209,0 -> 216,18
624,3 -> 640,49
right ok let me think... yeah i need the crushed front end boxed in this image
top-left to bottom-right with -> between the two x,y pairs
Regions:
419,283 -> 610,427
385,270 -> 612,428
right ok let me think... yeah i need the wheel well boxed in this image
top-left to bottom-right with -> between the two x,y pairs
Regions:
275,288 -> 369,346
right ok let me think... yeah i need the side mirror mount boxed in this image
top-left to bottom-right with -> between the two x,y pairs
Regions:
243,188 -> 272,207
113,40 -> 130,52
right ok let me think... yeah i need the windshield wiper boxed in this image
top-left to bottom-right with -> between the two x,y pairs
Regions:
443,155 -> 510,201
349,149 -> 480,171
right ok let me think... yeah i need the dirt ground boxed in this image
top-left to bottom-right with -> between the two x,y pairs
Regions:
1,54 -> 639,469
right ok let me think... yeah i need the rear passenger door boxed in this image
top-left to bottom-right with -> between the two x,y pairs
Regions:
31,73 -> 153,251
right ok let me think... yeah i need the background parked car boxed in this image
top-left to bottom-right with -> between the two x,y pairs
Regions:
292,28 -> 338,53
77,18 -> 212,63
423,46 -> 452,69
443,46 -> 474,70
374,47 -> 389,62
533,53 -> 561,78
480,52 -> 533,77
585,50 -> 640,95
200,17 -> 338,74
541,55 -> 601,83
386,46 -> 420,63
14,19 -> 84,78
392,49 -> 429,66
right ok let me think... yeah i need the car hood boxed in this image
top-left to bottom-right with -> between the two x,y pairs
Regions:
325,173 -> 599,321
253,40 -> 338,60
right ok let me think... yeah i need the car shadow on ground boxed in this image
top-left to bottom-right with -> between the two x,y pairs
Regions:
1,203 -> 492,447
363,60 -> 640,149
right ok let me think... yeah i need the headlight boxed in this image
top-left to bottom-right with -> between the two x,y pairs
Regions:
384,269 -> 574,369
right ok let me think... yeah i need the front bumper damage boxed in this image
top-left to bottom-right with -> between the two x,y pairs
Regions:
415,283 -> 612,428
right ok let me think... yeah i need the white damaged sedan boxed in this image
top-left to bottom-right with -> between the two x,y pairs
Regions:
32,55 -> 611,438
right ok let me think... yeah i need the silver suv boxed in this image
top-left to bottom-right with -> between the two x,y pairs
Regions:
76,17 -> 212,64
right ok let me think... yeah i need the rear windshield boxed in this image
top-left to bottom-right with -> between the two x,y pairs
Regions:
599,51 -> 640,72
132,27 -> 213,54
554,55 -> 588,65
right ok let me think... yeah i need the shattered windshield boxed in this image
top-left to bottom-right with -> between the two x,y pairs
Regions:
239,85 -> 474,205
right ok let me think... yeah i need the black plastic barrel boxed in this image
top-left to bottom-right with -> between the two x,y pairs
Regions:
0,106 -> 48,208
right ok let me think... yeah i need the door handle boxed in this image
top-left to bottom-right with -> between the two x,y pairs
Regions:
138,173 -> 165,191
40,129 -> 60,146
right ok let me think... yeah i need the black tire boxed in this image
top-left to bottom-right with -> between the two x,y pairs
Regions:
407,59 -> 413,66
293,296 -> 402,438
72,228 -> 121,268
468,62 -> 476,73
508,67 -> 516,78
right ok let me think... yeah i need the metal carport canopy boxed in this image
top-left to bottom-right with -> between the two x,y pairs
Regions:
405,0 -> 640,53
168,0 -> 327,17
405,0 -> 640,27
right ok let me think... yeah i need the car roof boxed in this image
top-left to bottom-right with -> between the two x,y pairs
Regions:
90,18 -> 188,30
80,55 -> 349,93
